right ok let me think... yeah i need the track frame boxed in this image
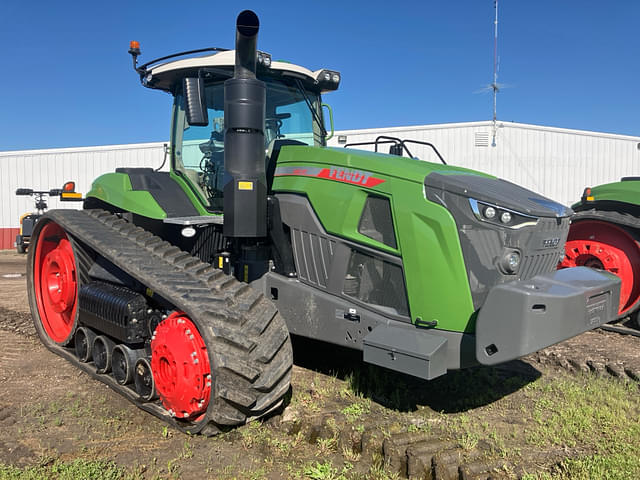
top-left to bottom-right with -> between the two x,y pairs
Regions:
27,209 -> 293,435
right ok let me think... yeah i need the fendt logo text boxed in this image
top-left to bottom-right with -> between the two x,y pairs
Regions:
328,167 -> 371,185
542,237 -> 560,249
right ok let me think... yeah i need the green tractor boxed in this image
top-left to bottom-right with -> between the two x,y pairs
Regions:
560,177 -> 640,326
26,10 -> 621,435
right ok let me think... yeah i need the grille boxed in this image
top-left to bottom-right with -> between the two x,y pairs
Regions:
291,228 -> 335,288
519,251 -> 561,280
519,217 -> 569,280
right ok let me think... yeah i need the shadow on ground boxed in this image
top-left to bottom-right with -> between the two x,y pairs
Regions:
291,335 -> 541,414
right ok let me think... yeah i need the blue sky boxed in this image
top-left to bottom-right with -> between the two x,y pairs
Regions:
1,1 -> 638,150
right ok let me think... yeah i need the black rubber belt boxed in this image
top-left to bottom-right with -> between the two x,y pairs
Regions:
37,209 -> 245,432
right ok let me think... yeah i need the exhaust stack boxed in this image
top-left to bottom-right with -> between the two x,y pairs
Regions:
223,10 -> 267,237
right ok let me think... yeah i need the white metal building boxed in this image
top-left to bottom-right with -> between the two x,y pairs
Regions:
327,121 -> 640,207
2,121 -> 639,250
0,142 -> 167,249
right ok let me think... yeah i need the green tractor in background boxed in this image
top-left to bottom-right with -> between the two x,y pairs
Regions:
560,177 -> 640,326
25,10 -> 621,435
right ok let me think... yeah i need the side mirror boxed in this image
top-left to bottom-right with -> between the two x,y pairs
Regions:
322,103 -> 334,141
183,77 -> 209,127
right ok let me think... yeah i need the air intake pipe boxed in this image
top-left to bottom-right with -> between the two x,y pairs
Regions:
223,10 -> 267,237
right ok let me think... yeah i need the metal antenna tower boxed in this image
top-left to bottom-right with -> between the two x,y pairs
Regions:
491,0 -> 499,147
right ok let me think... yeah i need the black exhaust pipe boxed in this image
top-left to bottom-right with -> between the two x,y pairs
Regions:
223,10 -> 267,237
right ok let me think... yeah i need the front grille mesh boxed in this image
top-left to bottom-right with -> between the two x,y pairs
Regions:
519,217 -> 569,280
519,251 -> 560,280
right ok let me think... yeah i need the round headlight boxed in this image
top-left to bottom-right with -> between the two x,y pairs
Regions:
500,251 -> 521,274
484,206 -> 496,219
331,73 -> 340,83
500,211 -> 512,224
507,251 -> 520,270
323,72 -> 331,82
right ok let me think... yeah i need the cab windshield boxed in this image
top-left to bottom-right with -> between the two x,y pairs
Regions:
172,77 -> 324,211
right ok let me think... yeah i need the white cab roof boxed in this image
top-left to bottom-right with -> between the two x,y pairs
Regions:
147,50 -> 333,91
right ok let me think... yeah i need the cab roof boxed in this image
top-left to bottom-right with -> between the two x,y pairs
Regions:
142,49 -> 338,94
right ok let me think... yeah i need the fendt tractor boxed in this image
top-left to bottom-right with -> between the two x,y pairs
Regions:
27,11 -> 621,435
560,177 -> 640,326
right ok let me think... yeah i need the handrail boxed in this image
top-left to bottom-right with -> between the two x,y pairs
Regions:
343,135 -> 446,165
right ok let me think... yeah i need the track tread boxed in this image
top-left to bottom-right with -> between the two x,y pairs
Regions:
28,209 -> 293,435
572,208 -> 640,231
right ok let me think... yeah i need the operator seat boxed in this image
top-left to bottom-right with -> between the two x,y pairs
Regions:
266,139 -> 306,193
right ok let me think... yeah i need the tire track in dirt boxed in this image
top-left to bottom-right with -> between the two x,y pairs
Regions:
525,327 -> 640,383
0,306 -> 35,339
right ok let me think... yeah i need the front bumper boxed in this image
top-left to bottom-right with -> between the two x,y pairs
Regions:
476,267 -> 620,365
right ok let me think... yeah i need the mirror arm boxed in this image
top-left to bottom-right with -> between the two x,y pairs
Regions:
322,103 -> 334,141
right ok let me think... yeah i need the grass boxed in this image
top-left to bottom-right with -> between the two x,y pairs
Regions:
302,461 -> 347,480
523,374 -> 639,449
340,401 -> 371,422
523,448 -> 640,480
457,372 -> 640,479
0,459 -> 134,480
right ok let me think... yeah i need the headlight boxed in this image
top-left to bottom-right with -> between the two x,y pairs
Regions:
315,69 -> 341,90
500,250 -> 521,274
257,52 -> 272,68
484,206 -> 496,219
500,211 -> 512,224
469,198 -> 538,229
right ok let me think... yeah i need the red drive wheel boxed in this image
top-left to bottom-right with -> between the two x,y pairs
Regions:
560,220 -> 640,316
151,312 -> 211,420
32,221 -> 79,344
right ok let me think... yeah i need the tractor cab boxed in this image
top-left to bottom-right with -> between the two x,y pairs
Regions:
130,46 -> 340,213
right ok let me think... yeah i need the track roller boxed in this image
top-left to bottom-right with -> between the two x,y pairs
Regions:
134,357 -> 158,401
93,335 -> 117,374
112,344 -> 145,385
75,326 -> 97,363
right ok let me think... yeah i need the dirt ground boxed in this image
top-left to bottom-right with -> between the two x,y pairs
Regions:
1,250 -> 639,479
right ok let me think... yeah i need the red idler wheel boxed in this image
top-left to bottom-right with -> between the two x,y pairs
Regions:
560,220 -> 640,316
33,221 -> 79,344
151,312 -> 211,420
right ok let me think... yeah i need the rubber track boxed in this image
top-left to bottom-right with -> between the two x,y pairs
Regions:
600,324 -> 640,338
572,208 -> 640,232
32,209 -> 293,435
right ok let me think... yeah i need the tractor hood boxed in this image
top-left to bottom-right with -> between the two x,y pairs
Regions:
275,145 -> 569,220
573,177 -> 640,210
424,172 -> 570,219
